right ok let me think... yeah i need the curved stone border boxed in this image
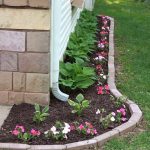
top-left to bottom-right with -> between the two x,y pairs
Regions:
0,17 -> 142,150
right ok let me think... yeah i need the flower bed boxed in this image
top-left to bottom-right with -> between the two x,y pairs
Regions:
0,15 -> 142,148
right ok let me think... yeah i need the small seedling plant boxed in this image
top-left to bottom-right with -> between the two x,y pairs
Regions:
68,93 -> 90,116
33,104 -> 49,124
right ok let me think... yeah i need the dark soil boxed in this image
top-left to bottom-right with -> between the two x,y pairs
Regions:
0,88 -> 130,145
0,16 -> 131,145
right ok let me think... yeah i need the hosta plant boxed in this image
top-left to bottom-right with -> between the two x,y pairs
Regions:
68,93 -> 90,116
33,104 -> 49,124
59,60 -> 96,90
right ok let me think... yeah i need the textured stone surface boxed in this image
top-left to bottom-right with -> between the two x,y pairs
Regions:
26,73 -> 49,93
4,0 -> 27,6
27,32 -> 50,52
66,140 -> 97,150
0,105 -> 12,128
13,72 -> 26,92
1,52 -> 17,71
9,92 -> 24,105
0,72 -> 12,91
114,121 -> 136,135
24,93 -> 49,106
19,53 -> 49,73
0,30 -> 25,52
0,8 -> 50,30
30,145 -> 66,150
0,143 -> 30,150
0,91 -> 9,104
28,0 -> 49,8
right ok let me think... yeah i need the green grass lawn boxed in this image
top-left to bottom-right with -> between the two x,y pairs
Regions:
92,0 -> 150,149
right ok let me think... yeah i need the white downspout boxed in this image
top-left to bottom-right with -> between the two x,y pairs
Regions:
50,0 -> 69,101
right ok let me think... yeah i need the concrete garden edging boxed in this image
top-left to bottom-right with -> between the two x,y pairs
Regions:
0,17 -> 142,150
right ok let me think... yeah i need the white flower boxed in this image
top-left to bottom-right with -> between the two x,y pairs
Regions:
64,122 -> 70,128
50,126 -> 59,135
96,109 -> 101,115
110,116 -> 115,122
62,127 -> 70,134
111,112 -> 116,116
103,75 -> 106,80
100,74 -> 103,76
64,134 -> 68,139
50,126 -> 56,132
44,130 -> 49,135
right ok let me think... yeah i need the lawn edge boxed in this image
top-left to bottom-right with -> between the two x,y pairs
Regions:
0,17 -> 143,150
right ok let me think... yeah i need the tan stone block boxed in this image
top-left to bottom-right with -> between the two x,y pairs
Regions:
9,92 -> 24,105
26,73 -> 49,93
24,93 -> 49,106
0,8 -> 50,30
4,0 -> 27,6
0,0 -> 2,5
0,72 -> 12,91
1,52 -> 17,71
19,53 -> 49,73
13,72 -> 26,92
27,32 -> 50,52
0,30 -> 25,52
28,0 -> 49,8
0,91 -> 9,105
30,145 -> 66,150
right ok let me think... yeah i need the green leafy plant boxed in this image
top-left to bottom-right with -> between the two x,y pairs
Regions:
114,96 -> 127,108
59,60 -> 96,90
68,93 -> 90,116
33,104 -> 49,124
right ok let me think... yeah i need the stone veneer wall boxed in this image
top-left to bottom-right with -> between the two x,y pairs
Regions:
0,0 -> 50,106
0,0 -> 49,8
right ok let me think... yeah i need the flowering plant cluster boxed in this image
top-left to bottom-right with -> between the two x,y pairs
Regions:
12,125 -> 40,142
77,122 -> 97,136
96,104 -> 128,129
93,15 -> 111,95
44,121 -> 71,140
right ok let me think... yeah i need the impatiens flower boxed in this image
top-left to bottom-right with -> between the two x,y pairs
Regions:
111,112 -> 116,116
103,75 -> 107,80
97,86 -> 103,95
64,122 -> 70,129
12,130 -> 19,136
121,117 -> 127,122
50,126 -> 59,135
86,129 -> 91,134
70,125 -> 75,131
96,64 -> 102,70
96,109 -> 101,115
15,125 -> 25,133
78,124 -> 84,130
62,127 -> 70,134
30,129 -> 41,136
110,116 -> 115,122
94,129 -> 97,135
85,122 -> 93,128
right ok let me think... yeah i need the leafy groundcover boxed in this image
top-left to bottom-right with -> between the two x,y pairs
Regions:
0,14 -> 130,145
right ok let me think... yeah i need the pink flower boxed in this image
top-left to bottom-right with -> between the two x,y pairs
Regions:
120,108 -> 126,116
15,125 -> 25,133
78,124 -> 84,130
86,129 -> 91,134
121,117 -> 127,122
105,85 -> 109,90
117,110 -> 121,113
96,64 -> 102,70
85,122 -> 93,128
70,125 -> 75,131
97,86 -> 103,95
12,130 -> 19,136
94,129 -> 97,135
30,129 -> 41,136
